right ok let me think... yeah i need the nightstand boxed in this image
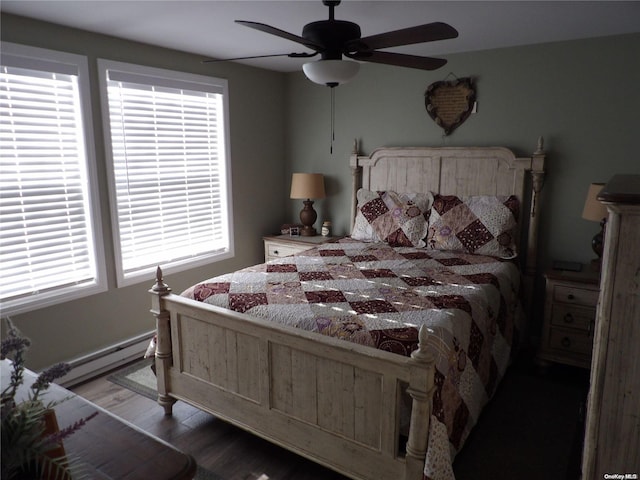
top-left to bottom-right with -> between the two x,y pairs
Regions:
263,234 -> 341,262
538,267 -> 600,369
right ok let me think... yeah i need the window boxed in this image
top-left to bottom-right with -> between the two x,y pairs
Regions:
98,60 -> 233,286
0,43 -> 106,315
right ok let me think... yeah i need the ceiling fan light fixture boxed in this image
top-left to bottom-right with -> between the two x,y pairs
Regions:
303,59 -> 360,87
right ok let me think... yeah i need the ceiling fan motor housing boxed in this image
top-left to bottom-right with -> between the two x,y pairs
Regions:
303,20 -> 361,60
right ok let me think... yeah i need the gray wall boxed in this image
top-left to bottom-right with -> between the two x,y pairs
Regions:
3,12 -> 639,369
285,34 -> 640,325
1,14 -> 287,370
286,33 -> 640,256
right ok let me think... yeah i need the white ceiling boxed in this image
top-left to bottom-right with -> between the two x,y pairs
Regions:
3,1 -> 640,72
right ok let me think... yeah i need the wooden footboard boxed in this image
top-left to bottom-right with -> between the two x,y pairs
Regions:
150,267 -> 435,480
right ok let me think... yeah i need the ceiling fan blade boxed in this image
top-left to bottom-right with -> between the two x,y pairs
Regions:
236,20 -> 323,51
346,50 -> 447,71
202,52 -> 318,63
346,22 -> 458,52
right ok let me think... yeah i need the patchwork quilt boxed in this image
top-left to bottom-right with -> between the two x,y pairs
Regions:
181,238 -> 523,480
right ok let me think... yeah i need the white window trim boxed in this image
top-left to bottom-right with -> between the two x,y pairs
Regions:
97,59 -> 234,287
0,42 -> 107,315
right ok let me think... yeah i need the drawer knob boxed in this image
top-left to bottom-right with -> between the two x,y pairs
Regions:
274,250 -> 279,254
567,294 -> 575,301
563,313 -> 574,324
561,337 -> 572,348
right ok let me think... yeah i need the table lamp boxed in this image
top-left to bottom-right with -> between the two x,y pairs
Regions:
290,173 -> 325,236
581,182 -> 607,269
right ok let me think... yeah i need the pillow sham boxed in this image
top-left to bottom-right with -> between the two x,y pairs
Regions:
351,189 -> 432,247
427,194 -> 520,259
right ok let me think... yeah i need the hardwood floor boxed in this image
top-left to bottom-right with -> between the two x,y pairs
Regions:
71,372 -> 347,480
71,352 -> 588,480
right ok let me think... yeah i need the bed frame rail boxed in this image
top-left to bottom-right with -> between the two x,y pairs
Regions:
150,267 -> 435,480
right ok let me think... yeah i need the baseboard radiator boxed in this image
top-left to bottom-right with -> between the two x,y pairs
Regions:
56,330 -> 155,388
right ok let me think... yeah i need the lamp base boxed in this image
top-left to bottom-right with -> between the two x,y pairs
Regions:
591,221 -> 605,258
299,199 -> 318,237
589,218 -> 606,272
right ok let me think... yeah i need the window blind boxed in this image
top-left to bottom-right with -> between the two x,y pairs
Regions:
102,62 -> 232,284
0,50 -> 103,313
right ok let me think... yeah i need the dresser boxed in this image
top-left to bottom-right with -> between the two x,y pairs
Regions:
263,234 -> 340,262
581,175 -> 640,479
538,268 -> 599,369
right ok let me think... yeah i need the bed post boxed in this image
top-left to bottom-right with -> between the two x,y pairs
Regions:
405,325 -> 436,480
522,137 -> 546,314
149,266 -> 176,416
527,136 -> 546,276
350,138 -> 361,233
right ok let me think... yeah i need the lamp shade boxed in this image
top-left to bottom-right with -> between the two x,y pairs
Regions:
290,173 -> 325,199
582,183 -> 607,222
303,60 -> 360,87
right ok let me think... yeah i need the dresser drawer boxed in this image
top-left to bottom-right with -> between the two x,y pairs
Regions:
548,328 -> 594,356
550,304 -> 595,333
553,284 -> 599,307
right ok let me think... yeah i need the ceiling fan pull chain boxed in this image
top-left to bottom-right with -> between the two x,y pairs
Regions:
330,86 -> 335,154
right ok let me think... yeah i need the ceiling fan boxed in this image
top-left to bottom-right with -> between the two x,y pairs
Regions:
207,0 -> 458,87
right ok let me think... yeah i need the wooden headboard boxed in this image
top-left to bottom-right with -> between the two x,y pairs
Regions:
349,138 -> 546,309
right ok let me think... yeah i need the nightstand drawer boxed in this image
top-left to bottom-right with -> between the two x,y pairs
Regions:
548,328 -> 593,356
263,235 -> 341,263
550,304 -> 595,332
553,284 -> 599,307
266,243 -> 308,259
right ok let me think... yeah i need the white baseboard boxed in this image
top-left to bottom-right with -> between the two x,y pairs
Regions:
55,330 -> 155,388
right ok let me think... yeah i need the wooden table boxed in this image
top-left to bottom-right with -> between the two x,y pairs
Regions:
1,361 -> 196,480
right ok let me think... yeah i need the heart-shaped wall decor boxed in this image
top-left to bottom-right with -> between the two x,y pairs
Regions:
425,77 -> 476,135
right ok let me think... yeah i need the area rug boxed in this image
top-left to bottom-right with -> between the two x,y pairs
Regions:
108,359 -> 225,480
107,358 -> 157,401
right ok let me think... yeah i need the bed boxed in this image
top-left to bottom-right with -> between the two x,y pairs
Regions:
149,140 -> 546,480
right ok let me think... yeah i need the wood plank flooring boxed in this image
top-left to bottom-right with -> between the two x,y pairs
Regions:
71,372 -> 346,480
71,353 -> 588,480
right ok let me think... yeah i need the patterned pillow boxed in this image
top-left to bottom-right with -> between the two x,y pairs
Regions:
351,189 -> 432,247
427,194 -> 520,258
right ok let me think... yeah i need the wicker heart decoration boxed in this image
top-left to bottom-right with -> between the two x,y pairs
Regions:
425,77 -> 476,135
